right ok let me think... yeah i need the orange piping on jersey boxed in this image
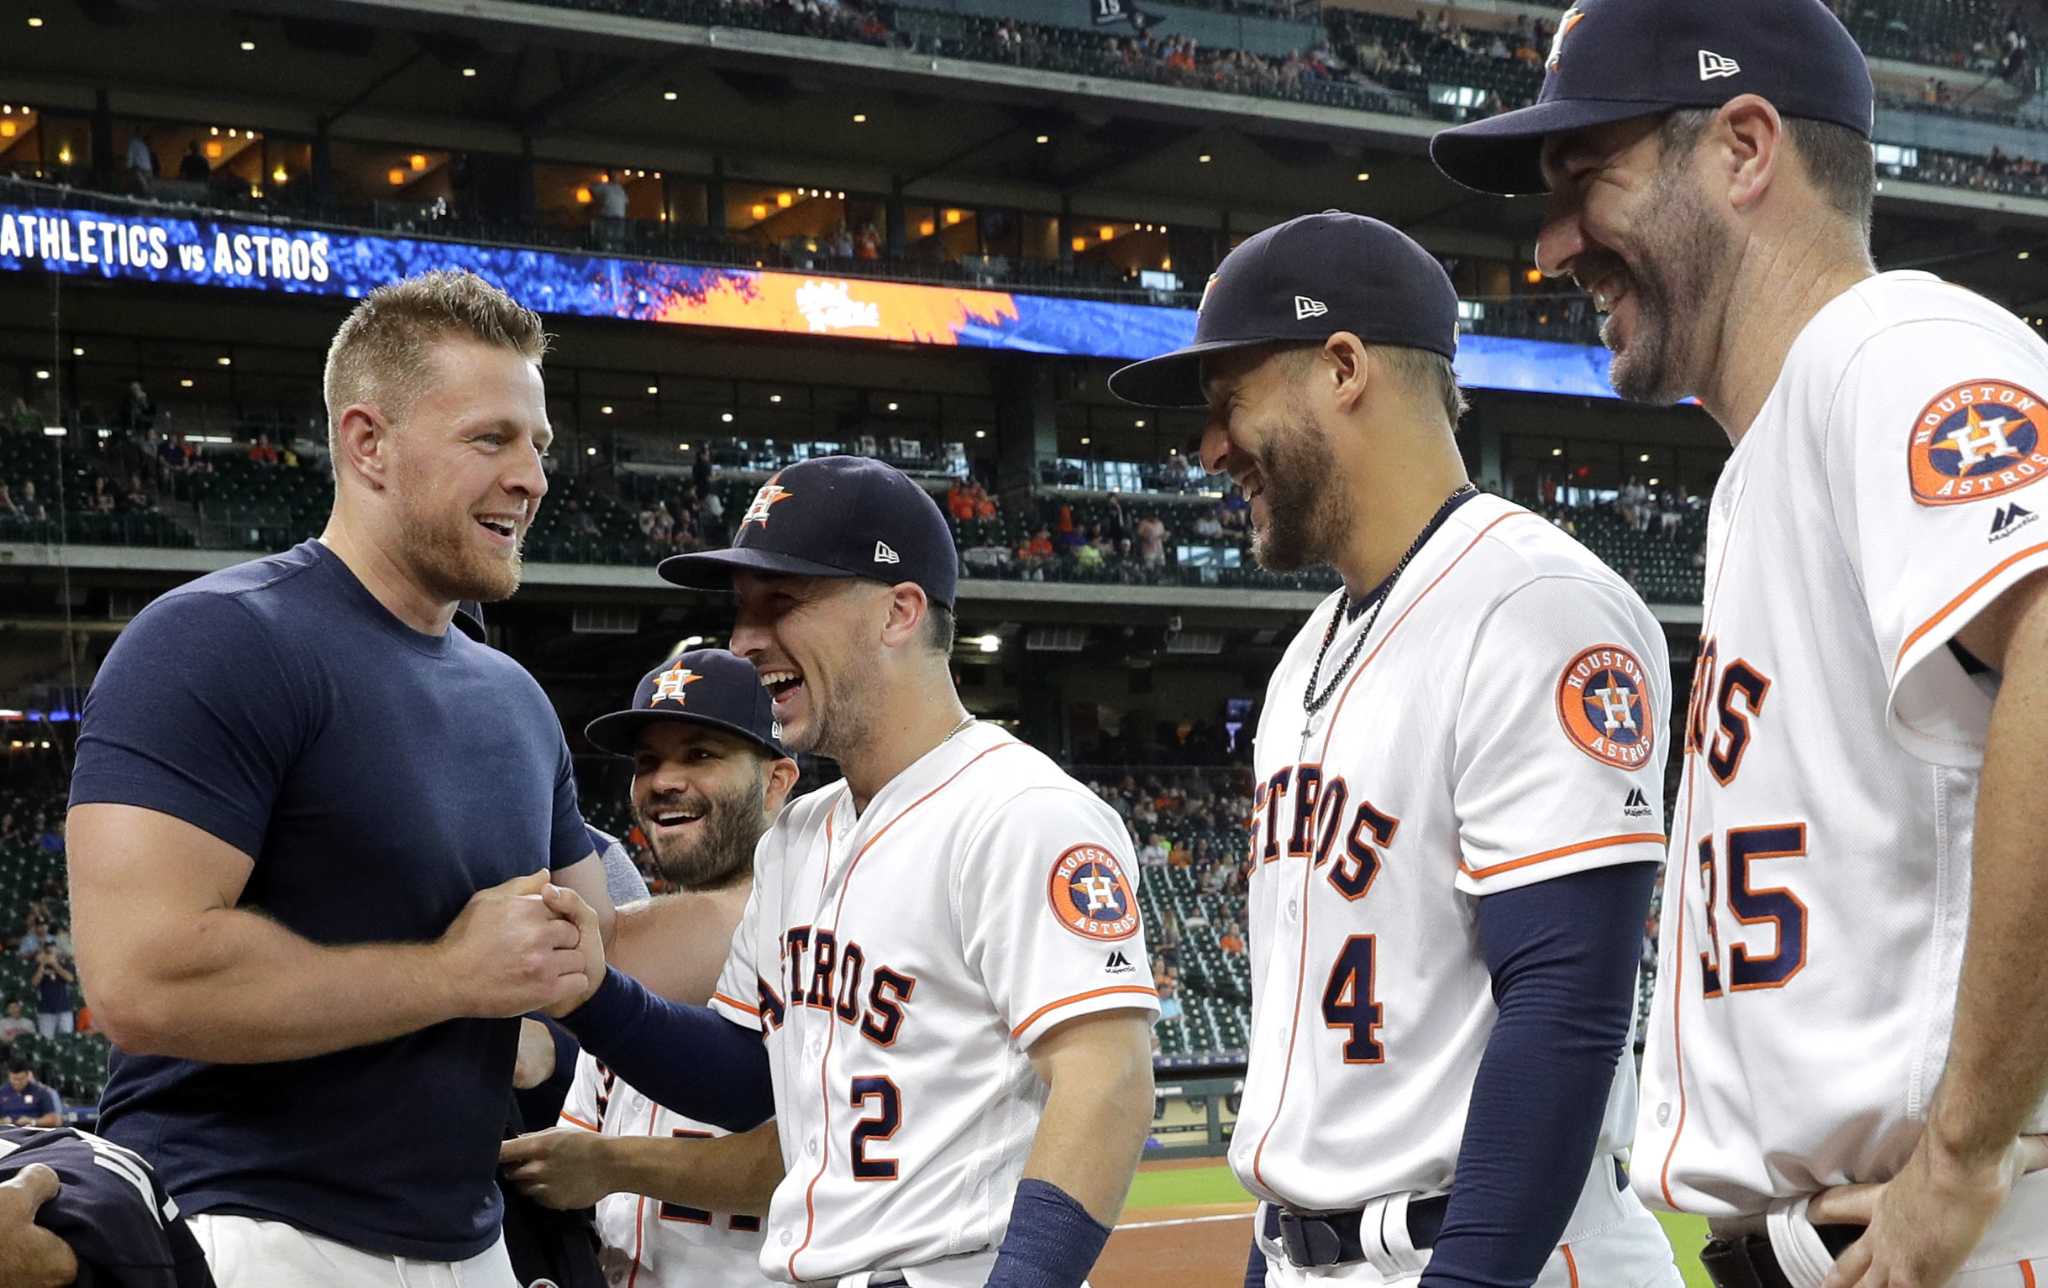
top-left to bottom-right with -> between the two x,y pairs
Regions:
1894,541 -> 2048,673
1458,833 -> 1666,880
1660,471 -> 1750,1211
2021,1260 -> 2037,1287
712,991 -> 760,1016
788,738 -> 1026,1282
623,1103 -> 661,1288
1009,985 -> 1161,1039
1560,1243 -> 1580,1287
560,1111 -> 601,1132
1250,508 -> 1534,1197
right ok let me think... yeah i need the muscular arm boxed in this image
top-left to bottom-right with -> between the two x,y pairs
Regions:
1020,1011 -> 1156,1224
606,889 -> 751,1005
69,803 -> 586,1062
549,852 -> 616,947
500,1119 -> 783,1214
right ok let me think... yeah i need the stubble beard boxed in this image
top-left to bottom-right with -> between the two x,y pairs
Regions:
1250,407 -> 1352,572
1605,169 -> 1731,406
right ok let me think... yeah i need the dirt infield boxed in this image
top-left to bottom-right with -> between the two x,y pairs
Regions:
1098,1203 -> 1257,1288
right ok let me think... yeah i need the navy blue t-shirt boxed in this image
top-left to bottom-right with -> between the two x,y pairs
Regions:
35,968 -> 72,1016
69,540 -> 592,1260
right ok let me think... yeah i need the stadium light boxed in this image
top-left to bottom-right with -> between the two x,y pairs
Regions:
70,346 -> 83,357
1551,447 -> 1564,457
600,405 -> 614,415
721,412 -> 734,423
585,446 -> 596,456
886,402 -> 899,412
770,394 -> 783,403
41,426 -> 63,438
1639,452 -> 1651,462
1080,437 -> 1091,446
1134,419 -> 1146,428
976,635 -> 1001,653
974,430 -> 985,439
33,369 -> 48,380
1356,172 -> 1371,182
2021,251 -> 2032,260
678,442 -> 691,451
217,355 -> 232,366
1035,134 -> 1051,145
852,113 -> 867,123
1198,153 -> 1212,164
239,36 -> 255,52
461,67 -> 478,77
647,385 -> 659,395
179,378 -> 194,388
664,90 -> 678,101
27,17 -> 44,28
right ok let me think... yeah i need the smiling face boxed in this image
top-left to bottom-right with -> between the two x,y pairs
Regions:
729,572 -> 890,758
1535,115 -> 1736,405
382,336 -> 553,604
1198,344 -> 1354,572
630,721 -> 782,891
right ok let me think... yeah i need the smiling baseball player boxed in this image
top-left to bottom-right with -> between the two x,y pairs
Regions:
1431,0 -> 2048,1285
1110,211 -> 1681,1288
547,455 -> 1159,1288
502,648 -> 798,1287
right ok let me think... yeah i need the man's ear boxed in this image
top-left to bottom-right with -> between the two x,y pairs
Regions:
334,404 -> 393,491
878,582 -> 930,651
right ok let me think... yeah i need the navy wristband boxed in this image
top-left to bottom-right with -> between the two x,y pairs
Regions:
984,1179 -> 1111,1288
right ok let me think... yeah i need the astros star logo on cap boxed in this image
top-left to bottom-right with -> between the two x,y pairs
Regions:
650,662 -> 704,705
1547,6 -> 1586,71
742,483 -> 794,527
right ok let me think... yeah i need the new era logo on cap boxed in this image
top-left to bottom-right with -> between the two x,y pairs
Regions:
1698,49 -> 1740,79
1294,295 -> 1328,320
874,540 -> 900,564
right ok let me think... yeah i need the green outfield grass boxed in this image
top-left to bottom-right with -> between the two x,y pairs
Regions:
1123,1160 -> 1714,1287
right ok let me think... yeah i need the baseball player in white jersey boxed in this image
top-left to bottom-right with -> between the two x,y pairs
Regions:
547,454 -> 1159,1288
501,648 -> 799,1287
1434,1 -> 2048,1285
1110,211 -> 1681,1288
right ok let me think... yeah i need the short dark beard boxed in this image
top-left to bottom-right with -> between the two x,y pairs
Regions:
643,771 -> 766,892
1251,401 -> 1351,572
1606,164 -> 1731,405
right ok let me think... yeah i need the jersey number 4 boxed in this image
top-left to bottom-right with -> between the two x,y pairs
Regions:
1695,824 -> 1808,997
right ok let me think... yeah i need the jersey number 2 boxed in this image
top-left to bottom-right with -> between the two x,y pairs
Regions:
850,1076 -> 901,1181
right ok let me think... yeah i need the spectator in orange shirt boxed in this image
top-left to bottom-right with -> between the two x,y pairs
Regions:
947,480 -> 975,522
973,488 -> 997,521
1219,924 -> 1246,955
247,435 -> 280,466
1022,528 -> 1054,561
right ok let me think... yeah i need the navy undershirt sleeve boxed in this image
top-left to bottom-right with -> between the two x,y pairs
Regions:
558,968 -> 775,1132
1418,861 -> 1657,1288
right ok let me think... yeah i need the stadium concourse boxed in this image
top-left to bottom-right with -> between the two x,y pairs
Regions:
1,0 -> 2046,1280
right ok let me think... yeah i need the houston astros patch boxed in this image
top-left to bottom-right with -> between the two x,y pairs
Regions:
1909,380 -> 2048,506
1556,644 -> 1655,769
1048,844 -> 1139,942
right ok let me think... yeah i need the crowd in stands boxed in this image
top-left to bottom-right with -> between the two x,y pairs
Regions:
0,796 -> 107,1115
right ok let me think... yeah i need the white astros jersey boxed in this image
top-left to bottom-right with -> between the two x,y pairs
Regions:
558,1051 -> 770,1287
708,722 -> 1159,1286
1636,271 -> 2048,1223
1230,491 -> 1670,1211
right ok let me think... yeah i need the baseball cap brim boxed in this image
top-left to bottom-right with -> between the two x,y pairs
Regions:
657,546 -> 862,590
1107,337 -> 1280,409
1431,98 -> 1676,195
584,708 -> 783,759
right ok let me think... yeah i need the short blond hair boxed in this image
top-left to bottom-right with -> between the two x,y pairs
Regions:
323,270 -> 549,456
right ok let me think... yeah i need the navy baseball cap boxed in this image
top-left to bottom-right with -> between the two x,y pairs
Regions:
1107,211 -> 1457,409
659,456 -> 959,609
1430,0 -> 1873,196
584,648 -> 787,759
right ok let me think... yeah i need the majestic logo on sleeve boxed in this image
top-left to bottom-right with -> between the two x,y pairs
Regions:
650,663 -> 703,706
1047,844 -> 1140,941
1909,380 -> 2048,505
741,481 -> 795,527
1556,644 -> 1655,769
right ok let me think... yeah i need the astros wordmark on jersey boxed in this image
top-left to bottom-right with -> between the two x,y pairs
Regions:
559,1052 -> 769,1288
707,721 -> 1159,1287
1235,491 -> 1678,1282
1637,272 -> 2048,1265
